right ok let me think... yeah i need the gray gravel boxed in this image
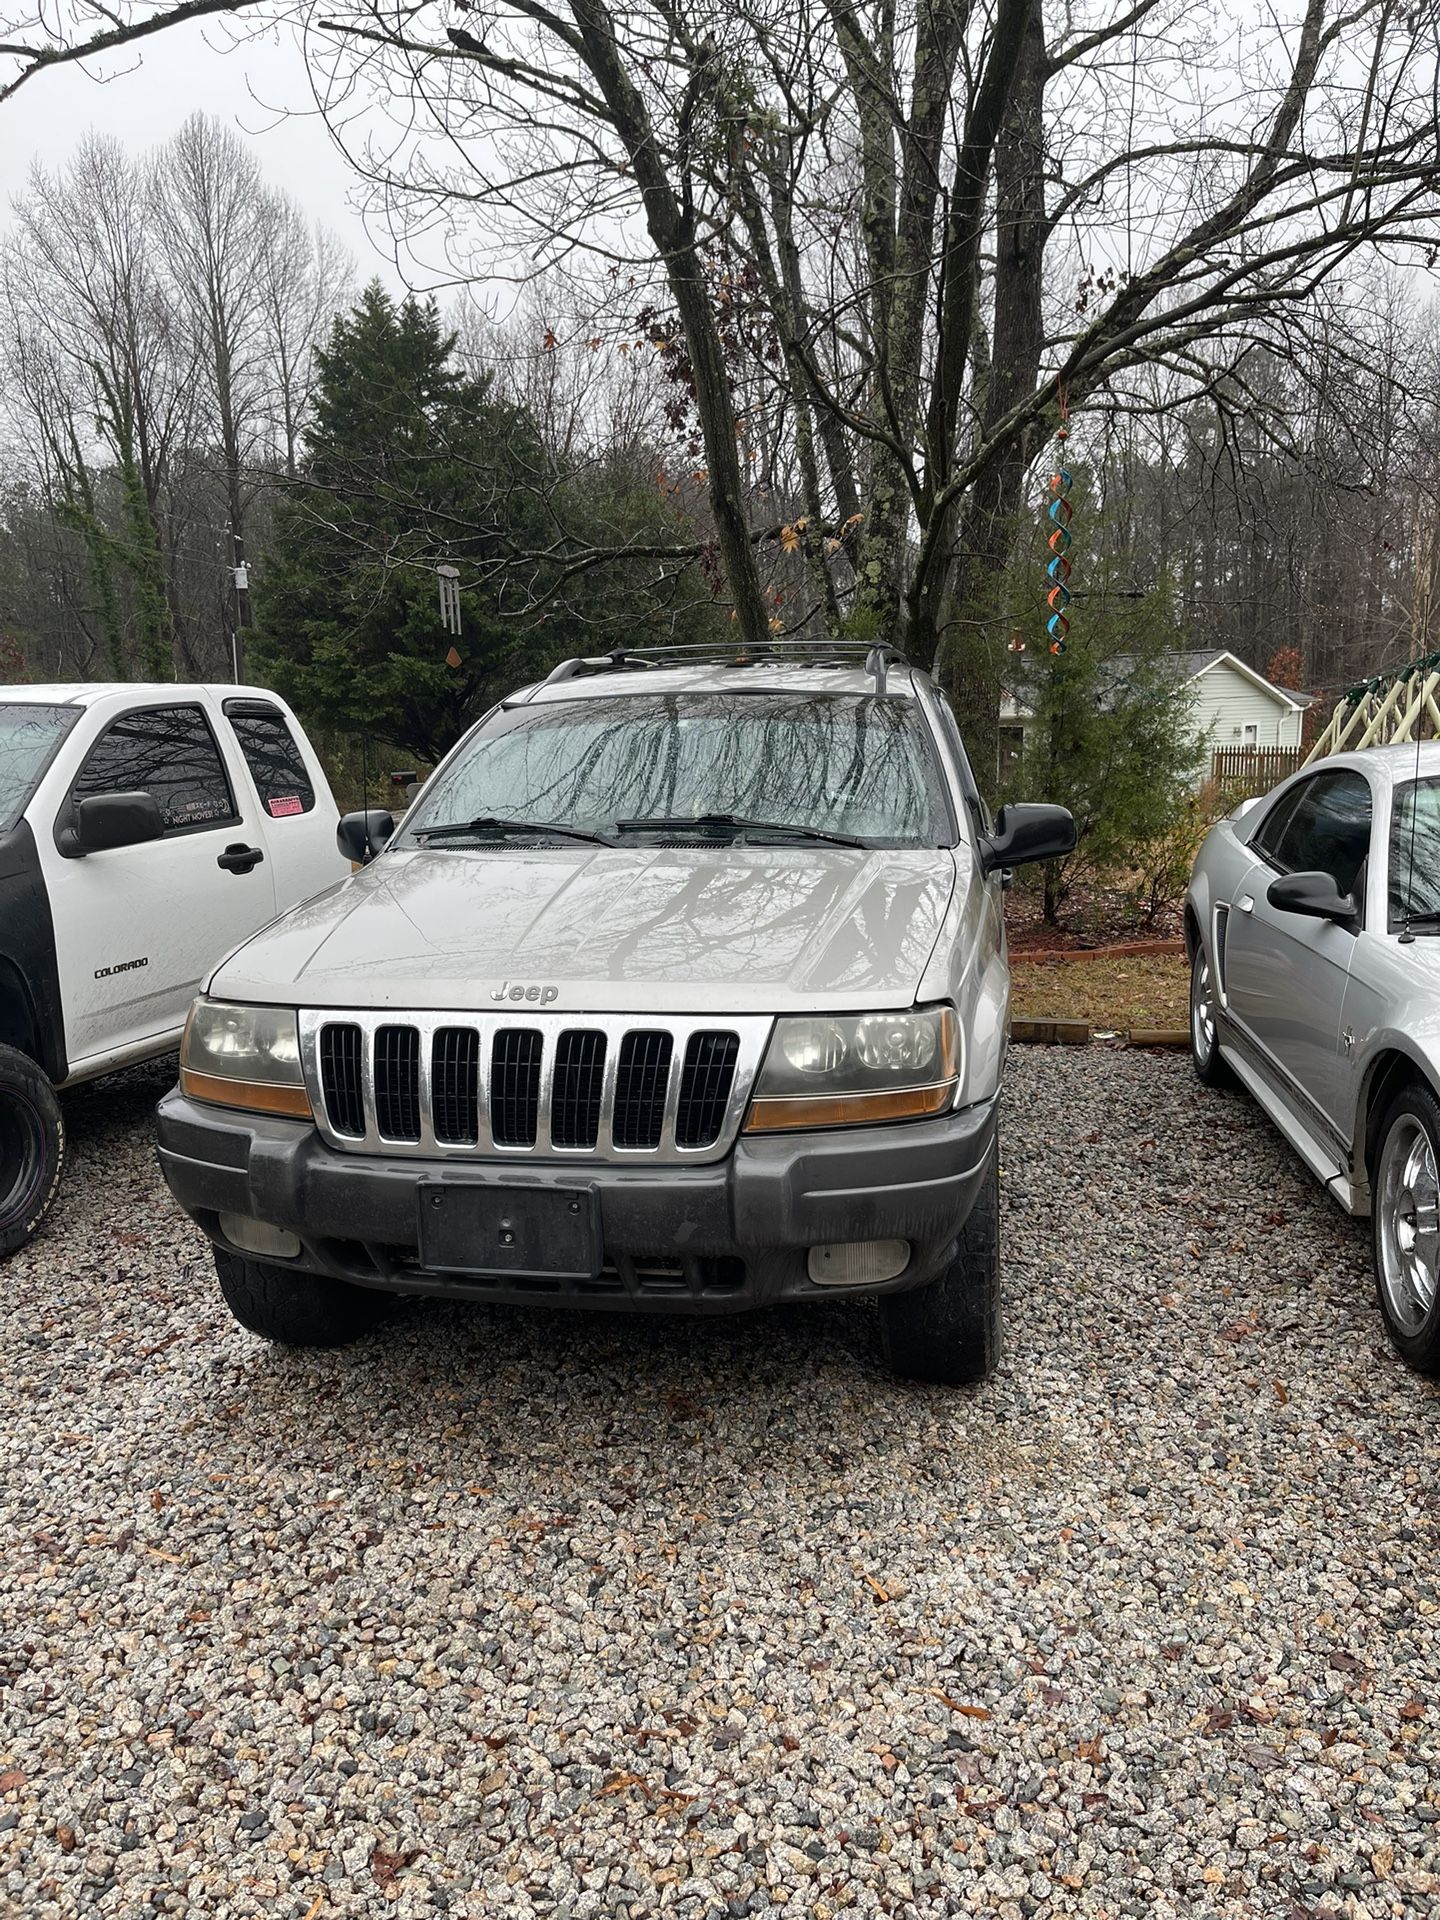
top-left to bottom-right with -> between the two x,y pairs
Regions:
3,1047 -> 1439,1920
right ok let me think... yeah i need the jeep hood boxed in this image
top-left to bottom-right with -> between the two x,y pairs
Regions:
210,844 -> 959,1015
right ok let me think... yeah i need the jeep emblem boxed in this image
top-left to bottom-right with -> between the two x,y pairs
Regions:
491,981 -> 559,1005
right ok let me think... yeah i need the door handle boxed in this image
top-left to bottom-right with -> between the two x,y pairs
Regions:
217,843 -> 265,875
1237,894 -> 1254,913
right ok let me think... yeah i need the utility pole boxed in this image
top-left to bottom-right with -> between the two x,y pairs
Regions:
230,529 -> 252,683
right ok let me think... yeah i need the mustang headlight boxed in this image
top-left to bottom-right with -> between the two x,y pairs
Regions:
179,1000 -> 312,1120
745,1006 -> 960,1131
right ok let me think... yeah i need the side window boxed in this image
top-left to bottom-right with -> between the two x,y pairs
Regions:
223,700 -> 316,817
70,705 -> 238,835
1267,770 -> 1372,896
932,693 -> 991,838
1248,782 -> 1306,865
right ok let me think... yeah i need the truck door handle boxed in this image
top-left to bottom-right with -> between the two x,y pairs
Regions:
217,843 -> 265,875
1237,894 -> 1254,913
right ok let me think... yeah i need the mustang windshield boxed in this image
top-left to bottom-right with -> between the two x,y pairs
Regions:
0,703 -> 78,834
406,692 -> 953,848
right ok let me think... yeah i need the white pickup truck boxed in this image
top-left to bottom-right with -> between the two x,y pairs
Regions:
0,683 -> 348,1253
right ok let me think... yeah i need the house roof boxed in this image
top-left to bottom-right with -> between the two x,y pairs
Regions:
1000,647 -> 1309,719
1185,649 -> 1307,710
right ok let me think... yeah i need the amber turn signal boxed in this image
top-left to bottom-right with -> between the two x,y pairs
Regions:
180,1067 -> 313,1120
743,1080 -> 956,1132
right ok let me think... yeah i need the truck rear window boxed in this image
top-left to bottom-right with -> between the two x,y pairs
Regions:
0,703 -> 80,833
224,701 -> 316,817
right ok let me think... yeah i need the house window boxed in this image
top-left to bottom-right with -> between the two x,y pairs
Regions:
1241,723 -> 1258,748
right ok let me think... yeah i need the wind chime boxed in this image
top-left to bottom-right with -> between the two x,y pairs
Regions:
437,564 -> 463,669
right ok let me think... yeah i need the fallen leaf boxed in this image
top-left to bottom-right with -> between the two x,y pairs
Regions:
303,1898 -> 324,1920
595,1772 -> 646,1797
0,1771 -> 26,1792
863,1575 -> 890,1603
55,1826 -> 76,1852
370,1846 -> 421,1893
1272,1380 -> 1289,1404
926,1691 -> 990,1719
1400,1701 -> 1426,1721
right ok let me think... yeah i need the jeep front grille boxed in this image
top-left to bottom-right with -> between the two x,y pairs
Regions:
319,1023 -> 365,1137
298,1011 -> 772,1165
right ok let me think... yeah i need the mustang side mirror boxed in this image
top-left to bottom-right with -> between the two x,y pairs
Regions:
980,803 -> 1077,875
58,791 -> 166,858
1266,870 -> 1359,930
337,809 -> 397,865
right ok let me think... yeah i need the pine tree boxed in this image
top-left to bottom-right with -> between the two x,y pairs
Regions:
252,283 -> 553,762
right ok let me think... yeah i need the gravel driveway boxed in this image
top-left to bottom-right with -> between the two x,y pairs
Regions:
3,1048 -> 1439,1920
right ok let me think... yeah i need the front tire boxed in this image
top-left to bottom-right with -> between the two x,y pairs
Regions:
1189,939 -> 1234,1088
1372,1083 -> 1440,1375
0,1043 -> 65,1258
879,1136 -> 1000,1385
212,1246 -> 391,1348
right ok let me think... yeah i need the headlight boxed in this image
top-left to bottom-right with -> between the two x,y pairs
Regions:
745,1006 -> 960,1131
179,1000 -> 312,1120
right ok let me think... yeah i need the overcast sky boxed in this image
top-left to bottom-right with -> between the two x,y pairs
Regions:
1,22 -> 409,289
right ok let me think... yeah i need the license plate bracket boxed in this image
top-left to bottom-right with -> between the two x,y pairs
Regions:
416,1181 -> 601,1280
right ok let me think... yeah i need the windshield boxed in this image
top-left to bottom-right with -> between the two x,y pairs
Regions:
0,703 -> 78,833
404,692 -> 953,848
1389,776 -> 1440,927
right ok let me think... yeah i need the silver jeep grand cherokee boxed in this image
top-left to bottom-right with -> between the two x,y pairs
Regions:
156,644 -> 1074,1383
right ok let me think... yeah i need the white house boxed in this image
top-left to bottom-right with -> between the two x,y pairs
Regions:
1000,649 -> 1309,777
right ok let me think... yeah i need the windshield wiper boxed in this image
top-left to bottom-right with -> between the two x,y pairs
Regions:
613,812 -> 867,849
414,814 -> 611,846
1398,909 -> 1440,936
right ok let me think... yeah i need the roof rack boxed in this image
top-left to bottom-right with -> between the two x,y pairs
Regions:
536,640 -> 910,695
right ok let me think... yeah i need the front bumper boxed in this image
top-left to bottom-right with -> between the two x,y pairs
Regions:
155,1090 -> 997,1315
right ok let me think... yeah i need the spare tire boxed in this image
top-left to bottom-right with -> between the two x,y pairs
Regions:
0,1042 -> 65,1258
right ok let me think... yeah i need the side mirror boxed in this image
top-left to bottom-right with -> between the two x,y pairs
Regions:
980,802 -> 1077,875
58,791 -> 166,858
337,809 -> 397,865
1266,870 -> 1359,929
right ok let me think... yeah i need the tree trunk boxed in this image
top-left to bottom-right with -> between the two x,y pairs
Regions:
933,0 -> 1047,791
569,0 -> 772,653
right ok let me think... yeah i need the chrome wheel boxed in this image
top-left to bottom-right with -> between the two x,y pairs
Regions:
1377,1115 -> 1440,1337
1190,950 -> 1216,1063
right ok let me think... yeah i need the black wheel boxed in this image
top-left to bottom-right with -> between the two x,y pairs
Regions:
1372,1082 -> 1440,1376
879,1135 -> 1000,1385
0,1043 -> 65,1258
212,1246 -> 391,1348
1189,938 -> 1235,1089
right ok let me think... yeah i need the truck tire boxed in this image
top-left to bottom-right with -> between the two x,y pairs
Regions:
0,1043 -> 65,1259
879,1136 -> 1001,1385
212,1246 -> 391,1348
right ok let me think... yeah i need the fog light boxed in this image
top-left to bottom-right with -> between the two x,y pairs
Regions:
807,1239 -> 910,1286
218,1212 -> 302,1261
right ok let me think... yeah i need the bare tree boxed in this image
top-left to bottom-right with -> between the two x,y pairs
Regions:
303,0 -> 1440,771
5,134 -> 198,674
0,0 -> 267,105
256,194 -> 352,478
2,120 -> 349,681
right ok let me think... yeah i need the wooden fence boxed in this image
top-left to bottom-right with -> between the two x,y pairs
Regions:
1209,745 -> 1304,797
